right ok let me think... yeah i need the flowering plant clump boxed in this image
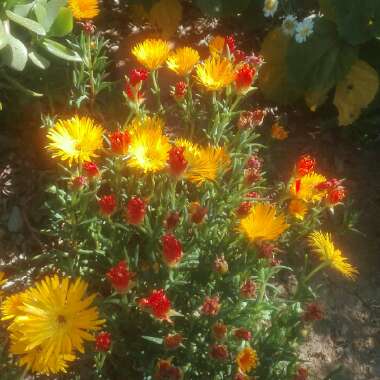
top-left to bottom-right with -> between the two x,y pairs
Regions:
0,26 -> 358,379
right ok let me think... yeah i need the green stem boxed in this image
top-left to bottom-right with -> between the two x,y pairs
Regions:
85,33 -> 96,108
303,261 -> 329,283
151,70 -> 162,113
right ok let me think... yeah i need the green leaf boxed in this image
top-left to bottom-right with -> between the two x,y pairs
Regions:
29,50 -> 50,69
13,2 -> 35,17
5,10 -> 46,35
42,38 -> 81,61
195,0 -> 250,17
34,3 -> 48,26
43,0 -> 68,31
332,0 -> 380,45
141,336 -> 163,345
49,7 -> 73,37
1,34 -> 28,71
287,18 -> 358,93
0,21 -> 8,51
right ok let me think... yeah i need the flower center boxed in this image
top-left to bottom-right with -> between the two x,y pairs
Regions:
57,314 -> 67,325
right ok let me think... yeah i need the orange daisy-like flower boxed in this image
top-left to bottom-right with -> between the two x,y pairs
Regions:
288,199 -> 307,220
68,0 -> 99,20
236,346 -> 258,373
209,35 -> 226,56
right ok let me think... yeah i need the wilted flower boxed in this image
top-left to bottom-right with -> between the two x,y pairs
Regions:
109,130 -> 131,155
107,261 -> 136,293
68,0 -> 99,20
302,303 -> 324,322
240,279 -> 257,299
236,346 -> 258,373
210,344 -> 229,361
202,296 -> 221,316
295,17 -> 314,44
132,39 -> 171,70
238,110 -> 266,129
282,15 -> 298,36
271,122 -> 289,140
208,35 -> 226,56
162,234 -> 183,267
165,211 -> 180,230
235,64 -> 256,95
83,161 -> 99,177
234,328 -> 252,341
95,332 -> 112,352
164,333 -> 183,350
98,194 -> 116,215
190,202 -> 208,224
168,146 -> 188,177
213,256 -> 229,274
139,289 -> 172,322
263,0 -> 278,17
125,197 -> 146,225
212,322 -> 227,340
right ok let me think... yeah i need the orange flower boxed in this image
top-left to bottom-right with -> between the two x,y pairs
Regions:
236,346 -> 258,373
271,122 -> 289,140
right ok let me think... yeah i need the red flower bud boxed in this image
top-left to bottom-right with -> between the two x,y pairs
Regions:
80,21 -> 96,34
109,130 -> 131,154
139,289 -> 172,322
83,161 -> 99,177
233,327 -> 252,341
190,202 -> 207,224
234,49 -> 246,64
240,279 -> 257,299
126,197 -> 146,225
327,185 -> 346,205
164,333 -> 183,350
173,81 -> 187,100
246,154 -> 263,170
225,35 -> 235,53
212,322 -> 227,340
98,194 -> 116,215
165,211 -> 180,230
202,296 -> 220,316
210,344 -> 229,361
235,64 -> 255,94
72,175 -> 86,189
95,331 -> 112,352
107,260 -> 136,293
236,201 -> 252,217
129,68 -> 148,86
162,233 -> 183,267
168,146 -> 188,176
296,154 -> 316,177
155,359 -> 183,380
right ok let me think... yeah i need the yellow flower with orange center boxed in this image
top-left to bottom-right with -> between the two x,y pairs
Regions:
236,346 -> 258,373
288,199 -> 307,220
290,172 -> 327,203
309,231 -> 359,280
209,35 -> 225,56
196,56 -> 235,91
239,203 -> 289,243
46,116 -> 104,166
271,122 -> 289,140
132,39 -> 171,70
68,0 -> 99,20
127,116 -> 171,173
167,47 -> 200,76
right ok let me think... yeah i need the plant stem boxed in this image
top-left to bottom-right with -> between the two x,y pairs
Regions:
151,70 -> 162,113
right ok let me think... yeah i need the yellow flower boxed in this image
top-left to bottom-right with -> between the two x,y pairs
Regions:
309,231 -> 359,280
271,122 -> 289,140
174,138 -> 201,157
68,0 -> 99,20
7,276 -> 104,374
236,346 -> 258,373
128,116 -> 171,173
46,116 -> 104,166
167,47 -> 200,76
209,35 -> 225,56
290,172 -> 327,202
132,39 -> 171,70
288,199 -> 307,220
239,203 -> 289,243
1,293 -> 25,321
196,56 -> 235,91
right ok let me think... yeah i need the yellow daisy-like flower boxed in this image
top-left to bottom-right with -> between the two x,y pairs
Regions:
308,231 -> 359,280
239,203 -> 289,243
1,293 -> 25,321
128,116 -> 171,173
132,39 -> 171,70
174,138 -> 201,158
271,122 -> 289,140
7,275 -> 104,373
68,0 -> 99,20
46,116 -> 104,166
236,346 -> 258,373
209,35 -> 225,56
196,56 -> 235,91
288,199 -> 307,220
290,172 -> 327,202
167,47 -> 200,76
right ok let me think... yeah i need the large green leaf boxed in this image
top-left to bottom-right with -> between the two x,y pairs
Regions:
5,10 -> 46,35
287,18 -> 358,93
0,21 -> 8,51
13,2 -> 35,17
332,0 -> 380,45
43,0 -> 68,31
42,38 -> 81,61
195,0 -> 250,17
29,50 -> 50,69
49,7 -> 73,37
1,34 -> 28,71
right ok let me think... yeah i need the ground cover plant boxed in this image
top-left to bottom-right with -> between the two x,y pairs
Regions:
0,1 -> 372,379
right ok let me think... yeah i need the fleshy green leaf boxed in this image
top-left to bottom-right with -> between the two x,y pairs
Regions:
0,21 -> 8,51
29,50 -> 50,69
49,7 -> 73,37
42,38 -> 81,61
43,0 -> 68,31
5,10 -> 46,35
1,34 -> 28,71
